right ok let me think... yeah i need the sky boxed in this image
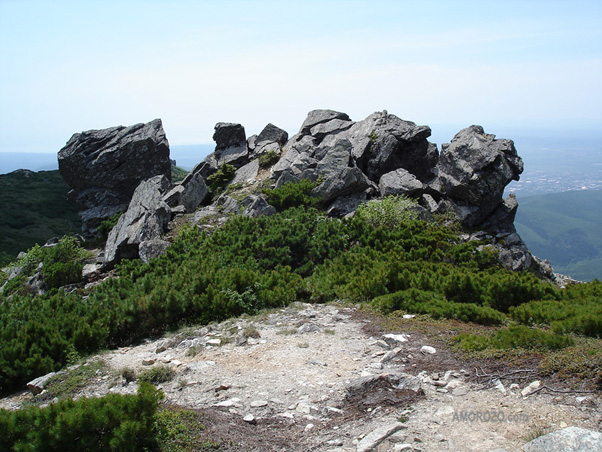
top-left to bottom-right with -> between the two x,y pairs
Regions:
1,0 -> 601,155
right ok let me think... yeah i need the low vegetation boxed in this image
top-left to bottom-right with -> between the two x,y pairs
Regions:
0,382 -> 162,451
1,235 -> 89,296
0,180 -> 601,448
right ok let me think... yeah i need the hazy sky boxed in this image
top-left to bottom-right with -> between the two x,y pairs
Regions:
1,0 -> 601,154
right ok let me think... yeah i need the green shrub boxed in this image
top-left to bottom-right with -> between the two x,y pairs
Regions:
97,211 -> 124,242
0,382 -> 162,452
372,288 -> 506,326
207,163 -> 236,196
138,365 -> 175,384
262,179 -> 320,211
453,325 -> 574,352
510,280 -> 602,337
355,195 -> 418,228
258,150 -> 280,168
2,236 -> 87,294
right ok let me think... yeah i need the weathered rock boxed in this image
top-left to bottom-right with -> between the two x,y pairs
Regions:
139,239 -> 170,263
256,123 -> 288,146
522,427 -> 602,452
180,172 -> 209,213
213,122 -> 246,150
162,184 -> 185,207
182,160 -> 218,186
379,168 -> 425,197
346,111 -> 436,183
104,175 -> 172,267
436,125 -> 523,227
213,123 -> 249,167
326,191 -> 367,218
241,195 -> 276,218
311,166 -> 371,203
230,160 -> 260,186
299,109 -> 351,135
58,119 -> 171,237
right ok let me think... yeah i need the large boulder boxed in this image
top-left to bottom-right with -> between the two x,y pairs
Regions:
256,123 -> 289,146
104,175 -> 172,267
58,119 -> 171,238
436,125 -> 523,227
213,122 -> 249,167
346,111 -> 437,183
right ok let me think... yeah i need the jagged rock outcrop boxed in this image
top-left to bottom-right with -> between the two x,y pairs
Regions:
104,175 -> 172,267
435,125 -> 523,228
58,109 -> 537,273
58,119 -> 171,238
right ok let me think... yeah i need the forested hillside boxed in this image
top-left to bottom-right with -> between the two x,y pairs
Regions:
0,170 -> 80,267
515,190 -> 602,281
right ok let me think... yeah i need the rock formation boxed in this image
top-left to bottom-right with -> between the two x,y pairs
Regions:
58,119 -> 171,238
180,109 -> 529,271
104,175 -> 172,267
57,109 -> 536,272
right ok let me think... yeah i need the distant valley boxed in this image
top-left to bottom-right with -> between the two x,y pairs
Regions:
514,189 -> 602,282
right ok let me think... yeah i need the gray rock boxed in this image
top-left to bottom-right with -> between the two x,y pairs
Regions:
139,239 -> 170,263
58,119 -> 171,238
312,166 -> 371,203
326,191 -> 367,218
213,123 -> 249,168
522,427 -> 602,452
162,185 -> 185,207
379,168 -> 425,197
252,141 -> 282,159
298,323 -> 321,334
309,118 -> 353,142
299,109 -> 350,135
241,195 -> 276,218
213,122 -> 246,150
215,195 -> 241,215
182,160 -> 218,186
104,175 -> 172,267
346,111 -> 436,183
436,125 -> 523,227
256,123 -> 288,146
215,144 -> 249,168
247,134 -> 257,152
230,160 -> 260,186
180,172 -> 209,213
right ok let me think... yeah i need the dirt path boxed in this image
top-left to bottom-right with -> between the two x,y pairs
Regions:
2,302 -> 601,451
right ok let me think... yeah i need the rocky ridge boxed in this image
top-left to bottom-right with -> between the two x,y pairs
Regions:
81,109 -> 538,275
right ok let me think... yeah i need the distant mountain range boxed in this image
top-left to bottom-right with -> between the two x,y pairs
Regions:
515,190 -> 602,281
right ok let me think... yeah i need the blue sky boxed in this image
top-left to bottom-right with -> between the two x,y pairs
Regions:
1,0 -> 601,154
